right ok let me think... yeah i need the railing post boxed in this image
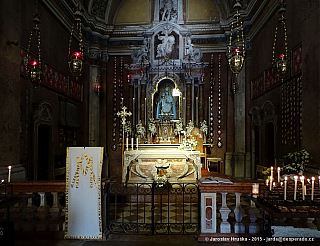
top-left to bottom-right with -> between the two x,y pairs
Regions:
36,192 -> 49,231
219,192 -> 231,233
10,200 -> 23,231
234,192 -> 245,233
200,192 -> 216,233
49,192 -> 62,231
22,193 -> 37,231
248,200 -> 260,234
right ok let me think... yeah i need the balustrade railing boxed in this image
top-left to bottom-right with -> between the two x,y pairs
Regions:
0,181 -> 65,238
198,181 -> 262,242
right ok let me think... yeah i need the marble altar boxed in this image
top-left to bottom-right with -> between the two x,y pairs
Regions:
122,148 -> 201,183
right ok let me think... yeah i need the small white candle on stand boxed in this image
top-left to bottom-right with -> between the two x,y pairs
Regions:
8,166 -> 11,183
270,166 -> 273,190
126,137 -> 129,151
318,176 -> 320,188
277,167 -> 281,183
136,137 -> 139,150
294,176 -> 298,200
312,177 -> 315,201
284,176 -> 287,200
301,176 -> 305,200
266,179 -> 269,186
133,98 -> 135,126
1,180 -> 4,184
131,138 -> 134,150
144,98 -> 147,126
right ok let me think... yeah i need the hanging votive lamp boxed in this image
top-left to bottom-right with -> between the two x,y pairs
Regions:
227,0 -> 245,75
26,8 -> 42,89
68,4 -> 83,77
272,0 -> 289,78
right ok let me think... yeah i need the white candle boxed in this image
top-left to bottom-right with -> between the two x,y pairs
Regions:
1,180 -> 4,184
266,179 -> 269,186
145,98 -> 147,126
136,137 -> 139,150
294,176 -> 298,200
126,137 -> 128,151
133,98 -> 135,126
196,97 -> 199,125
301,176 -> 305,200
312,177 -> 315,201
284,176 -> 287,200
318,176 -> 320,188
8,166 -> 11,183
131,138 -> 134,150
270,167 -> 273,191
277,167 -> 281,182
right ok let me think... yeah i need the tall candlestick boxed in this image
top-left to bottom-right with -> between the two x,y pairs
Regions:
126,137 -> 128,151
145,98 -> 147,126
284,176 -> 287,200
318,176 -> 320,188
131,138 -> 134,150
8,166 -> 11,183
301,176 -> 305,200
312,177 -> 315,201
133,98 -> 135,126
196,97 -> 199,125
136,137 -> 139,150
277,167 -> 280,182
294,176 -> 298,200
270,166 -> 273,191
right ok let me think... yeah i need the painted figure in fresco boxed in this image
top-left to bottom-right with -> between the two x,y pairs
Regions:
156,86 -> 177,119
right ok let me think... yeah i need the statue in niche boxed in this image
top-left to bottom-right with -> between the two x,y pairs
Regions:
131,38 -> 149,63
156,86 -> 177,119
160,0 -> 177,22
156,28 -> 175,58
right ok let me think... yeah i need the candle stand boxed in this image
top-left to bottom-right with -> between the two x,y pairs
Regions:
252,183 -> 320,242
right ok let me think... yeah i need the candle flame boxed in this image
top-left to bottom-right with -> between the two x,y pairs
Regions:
285,176 -> 287,181
312,177 -> 315,181
8,166 -> 11,170
294,176 -> 298,180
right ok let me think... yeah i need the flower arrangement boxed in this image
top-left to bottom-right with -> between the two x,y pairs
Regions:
124,121 -> 132,137
200,120 -> 208,136
135,120 -> 145,138
261,167 -> 271,179
283,149 -> 311,175
148,118 -> 157,136
174,118 -> 184,136
186,120 -> 194,137
179,138 -> 198,150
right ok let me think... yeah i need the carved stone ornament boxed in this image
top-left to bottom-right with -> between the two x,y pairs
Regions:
160,0 -> 178,22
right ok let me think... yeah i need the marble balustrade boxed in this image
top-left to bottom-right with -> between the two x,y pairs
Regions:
198,181 -> 262,242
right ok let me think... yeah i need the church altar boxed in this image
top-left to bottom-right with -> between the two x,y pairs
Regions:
122,146 -> 201,183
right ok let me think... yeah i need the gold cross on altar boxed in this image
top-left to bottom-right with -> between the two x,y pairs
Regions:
117,106 -> 132,127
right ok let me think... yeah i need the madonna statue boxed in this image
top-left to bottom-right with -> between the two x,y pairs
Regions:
156,86 -> 177,119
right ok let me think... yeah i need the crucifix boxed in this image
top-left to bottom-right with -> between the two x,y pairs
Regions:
117,106 -> 132,171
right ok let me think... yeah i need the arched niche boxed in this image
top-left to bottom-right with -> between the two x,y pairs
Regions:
151,76 -> 182,120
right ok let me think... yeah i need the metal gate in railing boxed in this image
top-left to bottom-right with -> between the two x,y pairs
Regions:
106,182 -> 199,235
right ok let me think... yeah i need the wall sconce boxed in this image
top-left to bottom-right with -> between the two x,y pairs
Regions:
272,0 -> 289,78
68,4 -> 83,77
26,1 -> 42,89
94,76 -> 101,97
252,183 -> 259,198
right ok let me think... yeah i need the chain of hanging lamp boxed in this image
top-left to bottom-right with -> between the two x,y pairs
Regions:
272,0 -> 289,78
68,3 -> 84,77
227,0 -> 245,75
26,0 -> 42,89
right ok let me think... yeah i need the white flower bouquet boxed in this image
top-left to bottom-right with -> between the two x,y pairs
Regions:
135,120 -> 145,138
200,120 -> 208,136
179,138 -> 198,150
186,120 -> 194,137
174,118 -> 184,136
124,121 -> 132,137
283,149 -> 311,175
148,118 -> 157,136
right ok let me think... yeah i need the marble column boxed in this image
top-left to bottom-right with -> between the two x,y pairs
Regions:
186,81 -> 192,123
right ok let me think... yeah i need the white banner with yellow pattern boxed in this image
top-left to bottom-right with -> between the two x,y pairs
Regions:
65,147 -> 103,239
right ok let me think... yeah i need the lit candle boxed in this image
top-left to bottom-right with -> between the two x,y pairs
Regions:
266,179 -> 269,186
273,182 -> 275,187
1,180 -> 4,184
284,176 -> 287,200
136,137 -> 139,150
131,138 -> 134,150
300,176 -> 305,200
208,96 -> 210,122
126,137 -> 128,151
196,97 -> 199,125
280,182 -> 283,186
277,167 -> 281,182
8,166 -> 11,183
294,176 -> 298,200
312,177 -> 315,201
318,176 -> 320,188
